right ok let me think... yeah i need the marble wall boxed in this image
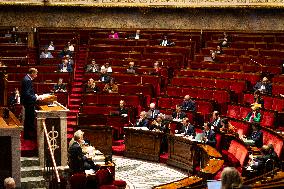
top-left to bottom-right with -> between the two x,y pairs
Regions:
0,6 -> 283,31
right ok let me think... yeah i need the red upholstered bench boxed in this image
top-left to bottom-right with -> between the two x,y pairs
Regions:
262,129 -> 283,158
222,140 -> 248,169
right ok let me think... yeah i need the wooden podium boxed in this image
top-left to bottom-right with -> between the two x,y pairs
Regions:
0,107 -> 22,188
36,101 -> 69,167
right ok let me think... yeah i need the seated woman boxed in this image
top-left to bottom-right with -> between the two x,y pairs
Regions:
253,90 -> 264,108
243,105 -> 261,123
103,78 -> 118,93
85,78 -> 100,93
108,30 -> 119,39
53,78 -> 67,92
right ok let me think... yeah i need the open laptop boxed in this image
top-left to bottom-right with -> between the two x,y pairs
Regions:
207,180 -> 221,189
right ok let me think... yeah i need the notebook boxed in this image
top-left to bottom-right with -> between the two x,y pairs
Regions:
207,180 -> 221,189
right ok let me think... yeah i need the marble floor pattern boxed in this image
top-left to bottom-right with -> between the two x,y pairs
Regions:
113,156 -> 188,189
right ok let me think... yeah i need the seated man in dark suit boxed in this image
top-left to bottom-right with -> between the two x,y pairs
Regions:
181,95 -> 196,111
147,103 -> 160,119
85,78 -> 100,93
99,69 -> 111,83
68,131 -> 93,173
160,35 -> 175,46
126,61 -> 136,74
202,122 -> 216,147
172,105 -> 187,120
58,46 -> 72,58
210,111 -> 222,129
253,77 -> 272,95
249,145 -> 271,172
86,59 -> 100,73
249,123 -> 263,148
181,118 -> 196,137
136,111 -> 149,127
53,78 -> 67,92
58,59 -> 73,72
118,100 -> 128,116
129,29 -> 141,40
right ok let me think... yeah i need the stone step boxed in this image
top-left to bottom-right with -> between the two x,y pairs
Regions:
21,176 -> 46,189
21,166 -> 43,178
21,157 -> 40,167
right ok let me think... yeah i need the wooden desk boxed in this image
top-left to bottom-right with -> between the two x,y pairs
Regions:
124,127 -> 164,162
78,125 -> 113,158
0,107 -> 22,188
167,135 -> 198,173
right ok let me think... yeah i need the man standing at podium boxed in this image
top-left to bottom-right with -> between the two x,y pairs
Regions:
21,68 -> 41,140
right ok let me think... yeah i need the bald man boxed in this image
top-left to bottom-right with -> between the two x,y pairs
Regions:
147,103 -> 160,119
253,77 -> 272,95
181,95 -> 196,111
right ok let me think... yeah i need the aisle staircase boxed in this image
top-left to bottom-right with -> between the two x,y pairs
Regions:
21,157 -> 46,189
67,46 -> 88,138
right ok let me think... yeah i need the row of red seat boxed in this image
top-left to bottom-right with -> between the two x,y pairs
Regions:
189,61 -> 282,74
227,104 -> 277,128
171,76 -> 246,95
8,72 -> 72,83
84,72 -> 162,95
176,69 -> 260,86
89,38 -> 194,47
166,86 -> 230,104
243,93 -> 284,112
157,97 -> 214,118
6,81 -> 68,106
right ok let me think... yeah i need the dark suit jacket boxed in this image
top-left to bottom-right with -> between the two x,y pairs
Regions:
68,141 -> 86,173
203,130 -> 217,147
147,109 -> 160,119
181,100 -> 196,111
20,75 -> 37,106
210,117 -> 222,128
172,111 -> 187,120
54,83 -> 66,91
118,107 -> 128,115
253,82 -> 272,95
58,63 -> 73,72
100,74 -> 111,83
250,130 -> 263,148
136,118 -> 149,127
182,124 -> 196,137
86,64 -> 100,72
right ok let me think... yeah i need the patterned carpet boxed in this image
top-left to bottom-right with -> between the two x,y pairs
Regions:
113,156 -> 188,189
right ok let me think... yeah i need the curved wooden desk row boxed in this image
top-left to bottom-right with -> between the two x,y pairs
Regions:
124,128 -> 224,188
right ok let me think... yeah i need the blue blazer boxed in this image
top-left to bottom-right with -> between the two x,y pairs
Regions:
136,118 -> 149,127
20,75 -> 37,106
203,130 -> 217,147
58,63 -> 73,72
181,100 -> 196,111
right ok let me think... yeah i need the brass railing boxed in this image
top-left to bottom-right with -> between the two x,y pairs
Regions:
42,120 -> 61,188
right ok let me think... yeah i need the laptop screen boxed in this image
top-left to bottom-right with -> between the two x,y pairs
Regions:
207,180 -> 221,189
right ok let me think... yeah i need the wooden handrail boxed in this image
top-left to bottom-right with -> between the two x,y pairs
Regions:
42,120 -> 61,183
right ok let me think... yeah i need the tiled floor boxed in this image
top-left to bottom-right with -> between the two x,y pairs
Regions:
113,156 -> 188,189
